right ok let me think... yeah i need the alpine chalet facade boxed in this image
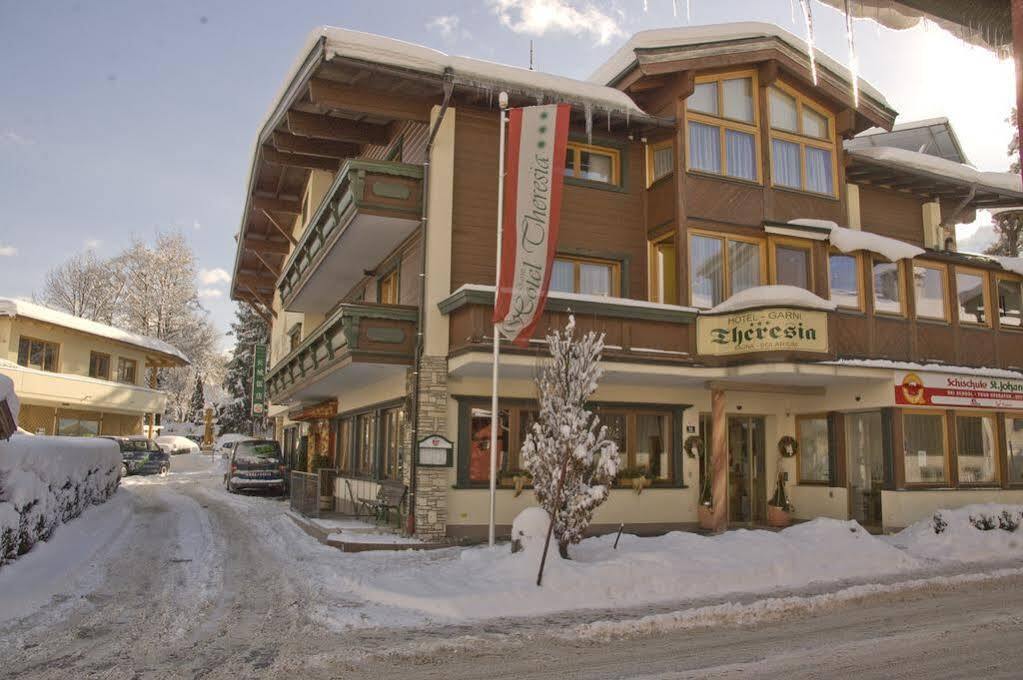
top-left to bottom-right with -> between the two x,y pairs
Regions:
231,24 -> 1023,538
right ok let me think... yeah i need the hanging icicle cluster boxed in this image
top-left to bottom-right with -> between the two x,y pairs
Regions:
797,0 -> 819,86
843,0 -> 860,108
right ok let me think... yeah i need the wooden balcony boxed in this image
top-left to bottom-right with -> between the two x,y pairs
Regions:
267,303 -> 417,404
278,160 -> 423,314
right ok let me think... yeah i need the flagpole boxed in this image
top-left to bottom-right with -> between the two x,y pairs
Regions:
489,93 -> 508,548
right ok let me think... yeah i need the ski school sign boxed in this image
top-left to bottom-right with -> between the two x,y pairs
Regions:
696,308 -> 829,356
493,103 -> 571,346
895,371 -> 1023,410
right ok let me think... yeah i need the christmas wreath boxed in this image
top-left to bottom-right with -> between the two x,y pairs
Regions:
683,435 -> 703,459
778,435 -> 798,458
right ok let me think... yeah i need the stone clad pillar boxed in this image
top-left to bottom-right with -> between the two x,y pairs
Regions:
407,356 -> 449,541
711,389 -> 728,533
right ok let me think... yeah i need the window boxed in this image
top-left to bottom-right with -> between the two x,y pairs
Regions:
649,234 -> 678,304
903,412 -> 947,484
686,73 -> 760,182
767,84 -> 837,196
356,412 -> 377,476
998,278 -> 1023,328
469,407 -> 509,483
549,255 -> 620,296
17,337 -> 59,372
797,415 -> 830,483
829,253 -> 861,309
57,416 -> 100,437
955,413 -> 997,484
771,240 -> 812,290
635,413 -> 672,481
689,232 -> 764,308
380,407 -> 404,480
913,263 -> 948,321
89,352 -> 111,380
335,418 -> 352,472
872,259 -> 904,315
287,325 -> 302,353
646,139 -> 674,186
1006,416 -> 1023,483
116,358 -> 137,385
564,141 -> 620,185
955,268 -> 989,325
378,269 -> 399,305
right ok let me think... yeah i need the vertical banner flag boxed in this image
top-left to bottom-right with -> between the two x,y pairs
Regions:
251,344 -> 267,416
492,103 -> 571,346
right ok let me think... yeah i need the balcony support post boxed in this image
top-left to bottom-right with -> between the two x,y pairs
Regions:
710,388 -> 728,534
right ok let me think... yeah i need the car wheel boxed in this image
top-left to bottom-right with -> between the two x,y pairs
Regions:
159,465 -> 169,476
121,464 -> 129,478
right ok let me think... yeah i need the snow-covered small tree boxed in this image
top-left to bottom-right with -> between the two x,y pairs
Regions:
187,373 -> 205,425
520,316 -> 620,559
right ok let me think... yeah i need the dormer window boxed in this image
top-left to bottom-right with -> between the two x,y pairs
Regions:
767,84 -> 837,196
685,72 -> 760,183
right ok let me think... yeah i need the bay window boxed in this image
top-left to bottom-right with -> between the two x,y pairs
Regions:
689,232 -> 764,308
797,415 -> 830,484
829,253 -> 861,309
686,73 -> 760,182
955,413 -> 997,484
550,255 -> 620,297
955,268 -> 989,325
903,411 -> 948,484
768,85 -> 836,196
998,277 -> 1023,328
872,259 -> 904,315
913,263 -> 948,321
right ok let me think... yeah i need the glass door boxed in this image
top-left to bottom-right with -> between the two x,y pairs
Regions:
728,416 -> 766,523
846,411 -> 884,527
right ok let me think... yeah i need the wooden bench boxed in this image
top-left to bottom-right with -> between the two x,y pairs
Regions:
358,480 -> 407,525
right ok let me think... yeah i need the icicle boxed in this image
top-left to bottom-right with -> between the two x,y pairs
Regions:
625,108 -> 631,127
671,0 -> 677,18
789,0 -> 796,25
843,0 -> 859,108
643,0 -> 648,11
685,0 -> 691,23
798,0 -> 818,86
584,102 -> 593,145
607,110 -> 611,132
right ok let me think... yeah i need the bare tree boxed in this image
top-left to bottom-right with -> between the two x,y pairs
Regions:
39,250 -> 121,323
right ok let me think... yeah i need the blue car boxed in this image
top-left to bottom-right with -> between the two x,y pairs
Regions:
103,436 -> 171,477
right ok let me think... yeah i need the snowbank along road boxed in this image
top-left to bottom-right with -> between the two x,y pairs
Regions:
2,453 -> 1023,679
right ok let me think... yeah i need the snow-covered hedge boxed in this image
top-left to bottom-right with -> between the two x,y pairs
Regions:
0,435 -> 120,566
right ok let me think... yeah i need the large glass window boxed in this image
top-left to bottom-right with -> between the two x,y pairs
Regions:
955,414 -> 997,484
913,264 -> 948,321
998,278 -> 1023,328
646,139 -> 673,186
17,337 -> 58,372
797,415 -> 830,483
335,418 -> 352,472
829,253 -> 861,309
955,268 -> 989,325
872,259 -> 904,315
768,85 -> 836,196
116,358 -> 137,385
686,73 -> 759,182
773,243 -> 811,290
549,255 -> 620,297
380,407 -> 403,481
89,352 -> 111,380
565,142 -> 620,185
356,412 -> 377,476
57,416 -> 100,437
689,233 -> 763,308
903,412 -> 947,484
1006,416 -> 1023,483
635,413 -> 672,481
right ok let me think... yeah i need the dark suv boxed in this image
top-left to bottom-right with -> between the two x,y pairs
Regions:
226,439 -> 285,495
103,436 -> 171,477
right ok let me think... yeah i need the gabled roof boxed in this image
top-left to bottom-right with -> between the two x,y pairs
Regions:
846,117 -> 969,165
0,298 -> 189,365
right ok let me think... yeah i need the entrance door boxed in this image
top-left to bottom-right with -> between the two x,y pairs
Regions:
727,416 -> 766,524
846,411 -> 884,527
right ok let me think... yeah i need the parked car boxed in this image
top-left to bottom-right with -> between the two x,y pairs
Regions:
155,435 -> 201,455
216,434 -> 254,459
226,439 -> 286,495
103,436 -> 171,477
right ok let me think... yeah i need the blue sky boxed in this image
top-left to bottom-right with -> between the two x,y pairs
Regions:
0,1 -> 1014,347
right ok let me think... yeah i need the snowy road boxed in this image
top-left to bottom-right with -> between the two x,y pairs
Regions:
2,454 -> 1023,678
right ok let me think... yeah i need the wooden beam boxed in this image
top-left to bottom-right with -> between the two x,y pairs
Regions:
235,273 -> 275,291
251,195 -> 302,216
262,146 -> 340,173
248,248 -> 282,278
758,59 -> 780,87
259,209 -> 298,245
243,234 -> 292,255
241,284 -> 276,315
272,132 -> 359,160
286,110 -> 391,145
307,78 -> 432,122
704,381 -> 826,396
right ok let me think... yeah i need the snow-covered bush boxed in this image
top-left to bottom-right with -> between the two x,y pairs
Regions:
0,435 -> 120,567
520,317 -> 620,559
892,504 -> 1023,563
510,506 -> 550,553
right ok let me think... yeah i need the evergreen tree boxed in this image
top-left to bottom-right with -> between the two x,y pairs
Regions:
986,211 -> 1023,258
520,316 -> 620,559
218,303 -> 269,436
1008,107 -> 1020,175
187,373 -> 206,425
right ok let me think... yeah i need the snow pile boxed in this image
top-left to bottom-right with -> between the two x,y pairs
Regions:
707,285 -> 836,314
510,506 -> 550,553
156,435 -> 200,454
0,372 -> 19,423
847,147 -> 1023,196
346,518 -> 919,621
0,435 -> 121,567
0,298 -> 189,363
788,219 -> 924,261
890,504 -> 1023,564
990,255 -> 1023,278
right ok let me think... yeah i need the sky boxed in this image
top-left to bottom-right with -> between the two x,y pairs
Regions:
0,0 -> 1016,349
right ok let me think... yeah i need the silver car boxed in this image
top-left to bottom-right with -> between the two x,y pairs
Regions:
225,439 -> 286,495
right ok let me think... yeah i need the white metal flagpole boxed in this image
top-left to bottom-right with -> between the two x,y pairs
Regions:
489,92 -> 509,548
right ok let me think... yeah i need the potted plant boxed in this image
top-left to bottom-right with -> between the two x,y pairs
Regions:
698,469 -> 715,530
618,466 -> 651,495
500,469 -> 532,497
767,470 -> 793,528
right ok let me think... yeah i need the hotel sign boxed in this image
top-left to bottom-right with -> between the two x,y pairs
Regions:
895,371 -> 1023,410
251,344 -> 267,416
697,308 -> 829,356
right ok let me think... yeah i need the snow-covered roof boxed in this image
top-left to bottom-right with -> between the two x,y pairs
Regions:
707,285 -> 837,314
449,284 -> 699,314
848,117 -> 968,165
588,22 -> 888,107
0,298 -> 189,364
953,252 -> 1023,278
847,146 -> 1023,196
787,219 -> 924,261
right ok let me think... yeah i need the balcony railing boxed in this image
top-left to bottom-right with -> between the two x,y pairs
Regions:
278,159 -> 423,313
266,302 -> 417,403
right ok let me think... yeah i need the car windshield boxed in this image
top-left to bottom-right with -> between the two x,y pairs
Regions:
120,439 -> 158,452
235,441 -> 281,458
